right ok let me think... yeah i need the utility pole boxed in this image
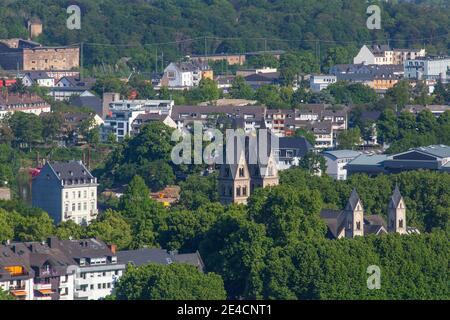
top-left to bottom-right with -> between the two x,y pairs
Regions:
204,36 -> 207,57
155,47 -> 158,74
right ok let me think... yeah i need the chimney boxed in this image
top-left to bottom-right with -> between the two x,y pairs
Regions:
47,237 -> 59,248
109,244 -> 117,255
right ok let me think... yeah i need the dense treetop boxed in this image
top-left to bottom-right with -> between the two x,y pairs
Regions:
1,0 -> 449,71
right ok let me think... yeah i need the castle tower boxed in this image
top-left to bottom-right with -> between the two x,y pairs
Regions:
344,189 -> 364,238
28,18 -> 43,40
388,185 -> 407,234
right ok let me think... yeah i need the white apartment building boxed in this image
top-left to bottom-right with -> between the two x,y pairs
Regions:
404,56 -> 450,81
160,61 -> 211,89
322,150 -> 362,180
354,45 -> 426,65
57,239 -> 125,301
310,75 -> 337,92
32,161 -> 98,226
103,99 -> 174,141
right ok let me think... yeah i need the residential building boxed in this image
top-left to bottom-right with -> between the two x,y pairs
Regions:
160,61 -> 212,89
60,112 -> 104,145
0,92 -> 51,119
353,45 -> 425,65
7,240 -> 76,300
310,75 -> 337,92
32,161 -> 98,225
171,105 -> 266,132
215,75 -> 236,93
404,104 -> 450,117
0,237 -> 207,300
103,99 -> 174,141
346,145 -> 450,176
21,71 -> 55,87
320,187 -> 419,239
131,113 -> 177,135
244,72 -> 280,90
57,239 -> 124,300
404,56 -> 450,81
190,53 -> 246,66
0,38 -> 79,71
0,245 -> 34,300
322,150 -> 362,180
48,76 -> 96,101
236,67 -> 278,77
117,248 -> 205,272
275,136 -> 313,170
330,63 -> 402,93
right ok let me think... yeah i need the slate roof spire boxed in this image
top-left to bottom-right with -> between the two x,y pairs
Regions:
345,188 -> 361,211
390,184 -> 403,208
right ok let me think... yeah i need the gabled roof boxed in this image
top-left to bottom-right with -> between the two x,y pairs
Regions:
364,214 -> 387,229
320,209 -> 345,239
26,71 -> 52,80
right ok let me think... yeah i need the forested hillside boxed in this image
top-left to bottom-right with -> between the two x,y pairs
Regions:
0,0 -> 449,71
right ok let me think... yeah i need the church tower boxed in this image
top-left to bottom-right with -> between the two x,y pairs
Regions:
344,189 -> 364,238
388,185 -> 407,234
218,148 -> 250,205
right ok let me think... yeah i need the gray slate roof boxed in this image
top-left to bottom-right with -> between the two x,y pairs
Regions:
117,248 -> 204,272
389,185 -> 403,208
48,160 -> 94,180
345,189 -> 361,212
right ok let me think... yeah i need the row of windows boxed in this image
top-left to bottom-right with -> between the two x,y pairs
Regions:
79,282 -> 112,292
80,270 -> 119,279
65,202 -> 95,212
65,190 -> 95,199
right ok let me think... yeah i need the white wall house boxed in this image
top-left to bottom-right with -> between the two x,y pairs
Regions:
354,45 -> 426,66
32,161 -> 98,226
310,75 -> 337,92
322,150 -> 362,180
404,56 -> 450,81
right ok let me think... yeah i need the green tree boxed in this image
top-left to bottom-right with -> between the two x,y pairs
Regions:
0,209 -> 14,241
0,289 -> 13,300
55,220 -> 85,240
113,263 -> 226,300
8,112 -> 43,149
298,151 -> 327,175
229,76 -> 254,100
41,112 -> 63,143
87,209 -> 132,249
337,127 -> 361,150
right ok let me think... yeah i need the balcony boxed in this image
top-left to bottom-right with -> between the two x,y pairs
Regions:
34,283 -> 52,291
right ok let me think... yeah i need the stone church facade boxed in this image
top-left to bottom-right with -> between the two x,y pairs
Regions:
320,186 -> 420,239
